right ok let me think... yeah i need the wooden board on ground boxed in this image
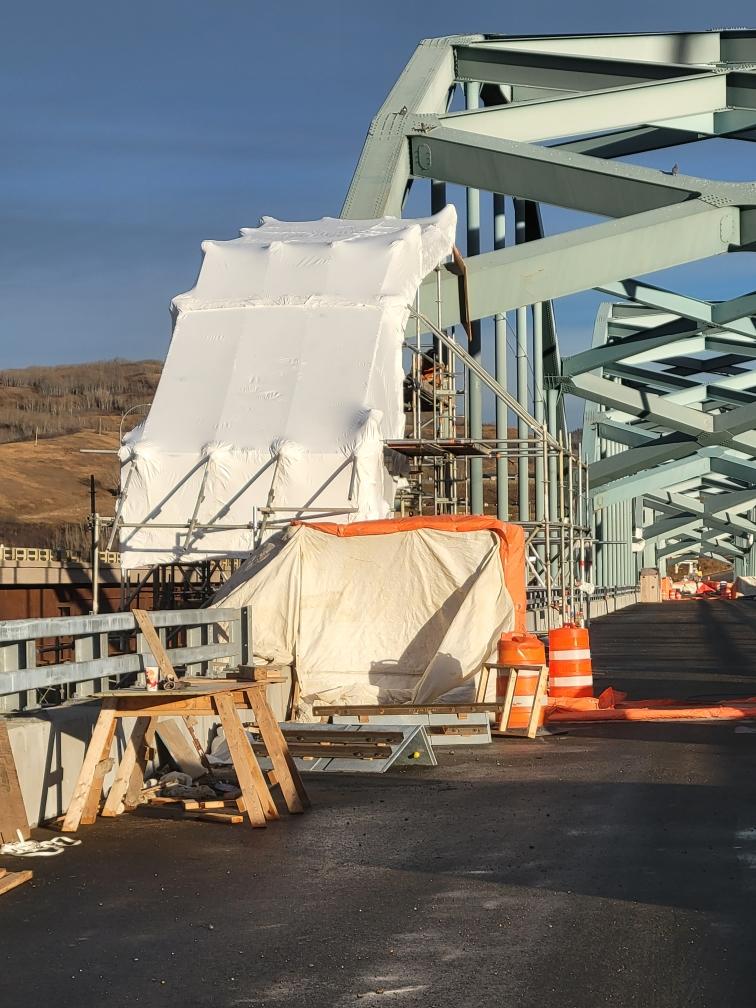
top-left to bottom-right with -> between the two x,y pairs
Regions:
184,811 -> 243,824
156,718 -> 208,779
0,719 -> 29,843
0,869 -> 33,897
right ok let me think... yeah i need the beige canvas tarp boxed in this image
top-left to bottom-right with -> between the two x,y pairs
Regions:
212,523 -> 514,714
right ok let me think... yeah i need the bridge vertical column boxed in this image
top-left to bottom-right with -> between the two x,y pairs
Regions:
493,192 -> 508,521
464,81 -> 483,516
514,198 -> 529,522
533,303 -> 545,561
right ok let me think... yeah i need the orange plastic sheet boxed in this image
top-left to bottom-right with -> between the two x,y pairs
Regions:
545,688 -> 756,723
297,515 -> 527,633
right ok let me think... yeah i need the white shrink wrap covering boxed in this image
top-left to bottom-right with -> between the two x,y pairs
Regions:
118,208 -> 457,570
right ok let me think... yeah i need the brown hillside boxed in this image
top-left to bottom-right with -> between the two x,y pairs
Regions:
0,360 -> 161,552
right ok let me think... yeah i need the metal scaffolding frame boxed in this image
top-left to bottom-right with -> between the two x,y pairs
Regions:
343,29 -> 756,586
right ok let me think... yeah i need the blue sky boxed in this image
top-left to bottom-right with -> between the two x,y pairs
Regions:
2,1 -> 756,373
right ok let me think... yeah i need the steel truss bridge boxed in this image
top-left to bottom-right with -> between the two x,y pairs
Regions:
342,29 -> 756,587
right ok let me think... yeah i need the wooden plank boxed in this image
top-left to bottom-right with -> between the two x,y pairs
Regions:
0,718 -> 29,844
132,608 -> 177,685
0,870 -> 33,897
526,666 -> 549,740
485,663 -> 544,672
106,683 -> 248,697
287,673 -> 301,720
475,665 -> 490,704
313,702 -> 509,716
228,665 -> 282,682
184,811 -> 243,824
213,692 -> 273,827
245,687 -> 310,814
101,716 -> 152,817
62,701 -> 117,833
181,799 -> 237,811
156,718 -> 207,779
496,668 -> 518,733
183,716 -> 214,775
278,730 -> 404,744
249,741 -> 392,759
80,750 -> 115,826
123,719 -> 157,810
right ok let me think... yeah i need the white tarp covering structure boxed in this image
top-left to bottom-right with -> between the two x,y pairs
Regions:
117,208 -> 457,570
734,576 -> 756,597
211,522 -> 515,712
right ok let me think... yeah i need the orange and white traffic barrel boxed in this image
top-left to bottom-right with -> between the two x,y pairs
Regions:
497,633 -> 547,729
548,624 -> 593,699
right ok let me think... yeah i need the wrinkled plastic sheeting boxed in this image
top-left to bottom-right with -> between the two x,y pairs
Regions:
118,208 -> 457,570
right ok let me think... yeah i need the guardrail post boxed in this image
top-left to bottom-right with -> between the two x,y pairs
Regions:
0,640 -> 32,713
73,633 -> 105,697
240,606 -> 253,666
185,626 -> 202,676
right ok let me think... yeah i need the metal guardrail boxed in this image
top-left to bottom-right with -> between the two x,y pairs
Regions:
0,607 -> 251,713
526,585 -> 639,632
0,544 -> 121,565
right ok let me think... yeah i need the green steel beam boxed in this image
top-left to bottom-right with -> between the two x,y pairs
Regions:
415,202 -> 739,325
712,400 -> 756,439
563,320 -> 704,377
709,453 -> 756,485
659,537 -> 745,561
567,372 -> 713,438
592,449 -> 709,499
603,363 -> 697,395
572,125 -> 707,159
594,420 -> 658,448
712,290 -> 756,325
344,32 -> 756,583
438,73 -> 727,145
411,125 -> 698,216
453,44 -> 705,90
477,33 -> 721,65
645,491 -> 756,534
701,487 -> 756,512
601,280 -> 756,340
556,125 -> 706,158
341,37 -> 469,218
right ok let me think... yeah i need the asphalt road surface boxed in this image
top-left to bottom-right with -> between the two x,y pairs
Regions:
1,601 -> 755,1007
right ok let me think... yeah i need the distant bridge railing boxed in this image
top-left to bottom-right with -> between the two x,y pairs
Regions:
0,544 -> 121,566
0,607 -> 251,713
526,585 -> 639,632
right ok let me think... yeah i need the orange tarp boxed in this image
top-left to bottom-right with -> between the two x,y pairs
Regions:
295,515 -> 527,633
545,688 -> 756,723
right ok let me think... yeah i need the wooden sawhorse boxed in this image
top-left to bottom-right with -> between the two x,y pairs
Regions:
477,662 -> 549,739
62,682 -> 310,833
